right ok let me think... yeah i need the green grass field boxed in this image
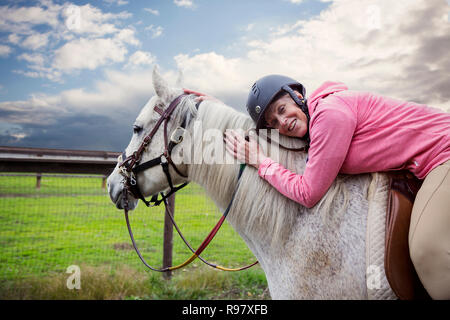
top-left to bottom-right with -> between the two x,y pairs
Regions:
0,173 -> 268,300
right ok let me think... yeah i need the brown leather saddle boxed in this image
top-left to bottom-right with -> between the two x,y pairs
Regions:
384,171 -> 431,300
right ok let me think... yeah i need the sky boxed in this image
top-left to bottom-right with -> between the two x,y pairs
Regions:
0,0 -> 449,151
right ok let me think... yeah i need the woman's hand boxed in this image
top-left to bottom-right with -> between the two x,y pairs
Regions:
223,129 -> 268,169
183,88 -> 220,103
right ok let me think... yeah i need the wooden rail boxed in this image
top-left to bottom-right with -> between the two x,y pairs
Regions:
0,146 -> 120,175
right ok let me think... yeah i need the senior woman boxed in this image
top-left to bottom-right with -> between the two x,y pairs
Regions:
185,75 -> 450,299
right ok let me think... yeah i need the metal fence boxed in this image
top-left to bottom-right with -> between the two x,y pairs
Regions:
0,147 -> 256,281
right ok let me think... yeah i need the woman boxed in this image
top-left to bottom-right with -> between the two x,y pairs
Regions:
185,74 -> 450,299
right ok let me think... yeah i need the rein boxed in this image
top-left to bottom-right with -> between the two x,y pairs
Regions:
118,94 -> 258,272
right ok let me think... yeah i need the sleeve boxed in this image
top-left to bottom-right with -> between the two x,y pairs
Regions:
258,107 -> 357,208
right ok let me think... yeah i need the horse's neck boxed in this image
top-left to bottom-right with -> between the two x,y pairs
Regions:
186,101 -> 252,211
189,163 -> 241,211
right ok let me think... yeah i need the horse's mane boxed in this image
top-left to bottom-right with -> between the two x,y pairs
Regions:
178,95 -> 354,247
232,133 -> 353,248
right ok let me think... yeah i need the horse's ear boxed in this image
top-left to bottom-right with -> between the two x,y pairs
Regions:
152,65 -> 170,103
175,69 -> 184,88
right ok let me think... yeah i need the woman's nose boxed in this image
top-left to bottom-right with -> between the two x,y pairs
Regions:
281,116 -> 289,129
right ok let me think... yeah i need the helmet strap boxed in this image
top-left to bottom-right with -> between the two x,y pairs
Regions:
282,85 -> 311,146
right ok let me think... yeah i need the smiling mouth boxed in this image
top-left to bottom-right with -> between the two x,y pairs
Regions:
288,119 -> 296,132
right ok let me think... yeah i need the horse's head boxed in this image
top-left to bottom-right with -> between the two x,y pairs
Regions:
107,67 -> 195,210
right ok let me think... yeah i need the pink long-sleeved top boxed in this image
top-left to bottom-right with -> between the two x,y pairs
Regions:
258,82 -> 450,208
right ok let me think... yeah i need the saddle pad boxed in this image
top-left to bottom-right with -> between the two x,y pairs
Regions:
365,172 -> 397,300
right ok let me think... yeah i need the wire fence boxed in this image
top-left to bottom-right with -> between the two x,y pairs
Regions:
0,173 -> 256,281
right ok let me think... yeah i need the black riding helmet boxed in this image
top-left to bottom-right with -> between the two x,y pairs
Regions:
246,74 -> 310,144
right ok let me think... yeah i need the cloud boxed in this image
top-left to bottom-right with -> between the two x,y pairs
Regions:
21,32 -> 50,50
103,0 -> 129,6
0,113 -> 131,151
0,2 -> 61,34
1,0 -> 448,151
0,67 -> 158,150
50,24 -> 140,74
145,25 -> 164,38
7,34 -> 21,45
61,3 -> 132,37
176,0 -> 450,112
244,24 -> 255,32
174,0 -> 194,8
0,67 -> 156,125
18,53 -> 45,66
52,38 -> 128,71
115,28 -> 140,46
14,52 -> 62,81
125,51 -> 156,69
0,45 -> 12,57
0,93 -> 67,126
270,21 -> 304,36
175,52 -> 246,98
0,1 -> 135,81
144,8 -> 160,16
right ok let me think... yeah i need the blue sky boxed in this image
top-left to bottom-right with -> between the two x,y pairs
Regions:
0,0 -> 448,151
0,0 -> 328,101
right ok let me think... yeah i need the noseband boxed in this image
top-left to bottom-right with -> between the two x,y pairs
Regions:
117,94 -> 258,272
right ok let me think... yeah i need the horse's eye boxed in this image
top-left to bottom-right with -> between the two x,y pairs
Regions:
133,125 -> 142,134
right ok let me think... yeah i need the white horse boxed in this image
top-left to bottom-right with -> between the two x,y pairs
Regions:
107,68 -> 396,299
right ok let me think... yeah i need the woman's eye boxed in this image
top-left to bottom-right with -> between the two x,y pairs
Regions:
279,106 -> 285,113
133,125 -> 142,134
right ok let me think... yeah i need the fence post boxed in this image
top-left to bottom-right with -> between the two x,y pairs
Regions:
163,193 -> 175,279
36,173 -> 42,189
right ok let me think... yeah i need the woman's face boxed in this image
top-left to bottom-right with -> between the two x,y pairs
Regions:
264,92 -> 308,138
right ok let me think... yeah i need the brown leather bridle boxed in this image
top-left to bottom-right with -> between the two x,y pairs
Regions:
118,93 -> 258,272
118,94 -> 190,207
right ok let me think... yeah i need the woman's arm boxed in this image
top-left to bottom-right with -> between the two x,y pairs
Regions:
258,107 -> 357,208
183,89 -> 220,103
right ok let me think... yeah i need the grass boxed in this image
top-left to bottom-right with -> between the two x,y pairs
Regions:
0,264 -> 269,300
0,173 -> 268,300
